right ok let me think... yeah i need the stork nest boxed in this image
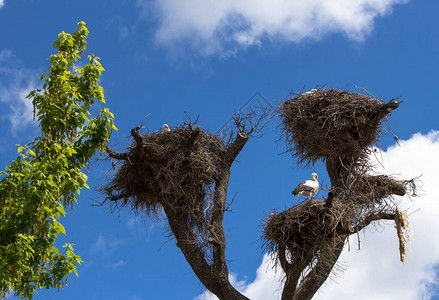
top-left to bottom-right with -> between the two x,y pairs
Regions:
279,89 -> 399,165
261,175 -> 417,267
347,175 -> 411,206
262,200 -> 347,262
100,125 -> 227,226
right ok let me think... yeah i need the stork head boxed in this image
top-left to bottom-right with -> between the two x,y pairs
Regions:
162,124 -> 170,132
311,173 -> 318,181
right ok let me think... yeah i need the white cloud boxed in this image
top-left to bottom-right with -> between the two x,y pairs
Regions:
0,1 -> 4,8
0,49 -> 12,60
241,258 -> 283,300
128,216 -> 141,228
92,233 -> 106,251
195,130 -> 439,300
90,233 -> 125,257
314,130 -> 439,300
142,0 -> 409,55
105,16 -> 136,41
0,49 -> 38,133
195,254 -> 283,300
110,259 -> 126,269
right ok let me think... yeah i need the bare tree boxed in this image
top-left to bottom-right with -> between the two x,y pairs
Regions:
263,89 -> 416,300
100,109 -> 270,300
100,89 -> 415,300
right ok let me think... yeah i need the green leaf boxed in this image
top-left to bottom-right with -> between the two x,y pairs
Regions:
17,146 -> 25,153
0,21 -> 116,299
58,223 -> 66,235
56,204 -> 66,216
47,180 -> 58,189
51,245 -> 59,254
26,149 -> 36,157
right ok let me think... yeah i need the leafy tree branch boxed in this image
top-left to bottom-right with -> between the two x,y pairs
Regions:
0,21 -> 116,299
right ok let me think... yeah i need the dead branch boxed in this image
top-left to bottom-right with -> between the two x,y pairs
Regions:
131,126 -> 145,161
224,132 -> 249,167
293,237 -> 346,300
106,146 -> 128,160
348,212 -> 395,234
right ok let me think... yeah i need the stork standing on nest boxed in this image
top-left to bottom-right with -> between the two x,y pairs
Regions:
292,173 -> 319,200
162,124 -> 171,132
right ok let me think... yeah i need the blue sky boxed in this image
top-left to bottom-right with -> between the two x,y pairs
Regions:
1,1 -> 439,299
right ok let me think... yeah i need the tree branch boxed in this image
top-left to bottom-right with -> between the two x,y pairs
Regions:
370,99 -> 400,123
382,100 -> 401,114
352,212 -> 395,233
208,132 -> 249,278
224,132 -> 249,168
163,202 -> 249,300
323,191 -> 335,209
210,169 -> 231,278
278,244 -> 291,273
294,237 -> 346,300
106,146 -> 128,160
131,127 -> 145,161
278,244 -> 299,300
184,128 -> 201,154
281,246 -> 315,300
92,193 -> 128,207
337,212 -> 396,235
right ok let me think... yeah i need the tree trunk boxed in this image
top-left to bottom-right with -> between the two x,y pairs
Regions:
163,203 -> 249,300
293,237 -> 346,300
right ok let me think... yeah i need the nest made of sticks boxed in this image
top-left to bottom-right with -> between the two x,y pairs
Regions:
262,174 -> 417,267
262,200 -> 348,261
100,125 -> 227,225
345,174 -> 411,207
279,89 -> 399,165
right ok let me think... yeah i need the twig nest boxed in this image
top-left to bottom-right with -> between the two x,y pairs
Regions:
279,89 -> 393,165
262,200 -> 346,259
349,175 -> 406,206
101,125 -> 226,219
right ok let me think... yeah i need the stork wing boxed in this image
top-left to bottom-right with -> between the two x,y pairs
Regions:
292,181 -> 314,195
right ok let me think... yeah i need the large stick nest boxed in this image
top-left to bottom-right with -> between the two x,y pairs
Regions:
279,89 -> 399,165
262,200 -> 347,260
261,176 -> 416,267
100,125 -> 227,225
347,174 -> 408,206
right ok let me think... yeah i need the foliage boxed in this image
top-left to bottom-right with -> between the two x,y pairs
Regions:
0,22 -> 116,299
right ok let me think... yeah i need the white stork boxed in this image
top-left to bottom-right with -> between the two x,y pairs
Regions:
292,173 -> 319,200
303,89 -> 318,95
162,124 -> 171,132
